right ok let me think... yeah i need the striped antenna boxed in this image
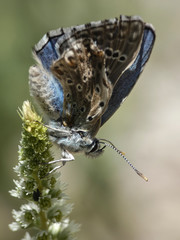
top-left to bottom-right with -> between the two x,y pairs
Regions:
99,139 -> 148,182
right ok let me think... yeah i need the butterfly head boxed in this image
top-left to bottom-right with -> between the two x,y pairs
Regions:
85,137 -> 105,157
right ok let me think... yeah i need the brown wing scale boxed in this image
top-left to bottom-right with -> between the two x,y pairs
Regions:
51,39 -> 113,131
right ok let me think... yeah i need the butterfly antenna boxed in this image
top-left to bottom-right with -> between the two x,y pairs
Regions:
99,139 -> 148,182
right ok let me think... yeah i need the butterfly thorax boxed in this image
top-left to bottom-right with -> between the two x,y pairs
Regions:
48,120 -> 103,156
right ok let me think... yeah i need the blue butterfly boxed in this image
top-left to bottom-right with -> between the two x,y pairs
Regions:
29,15 -> 155,180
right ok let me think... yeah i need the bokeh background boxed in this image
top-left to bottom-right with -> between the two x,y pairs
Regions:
1,0 -> 180,239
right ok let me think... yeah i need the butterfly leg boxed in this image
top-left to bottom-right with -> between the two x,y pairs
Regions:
47,149 -> 74,174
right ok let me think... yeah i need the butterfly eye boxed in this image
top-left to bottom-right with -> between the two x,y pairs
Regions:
86,138 -> 105,157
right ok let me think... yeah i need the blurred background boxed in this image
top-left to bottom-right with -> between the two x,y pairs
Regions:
1,0 -> 180,239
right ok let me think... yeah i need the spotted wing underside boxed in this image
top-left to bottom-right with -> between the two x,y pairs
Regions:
51,39 -> 113,131
52,16 -> 145,130
31,15 -> 153,134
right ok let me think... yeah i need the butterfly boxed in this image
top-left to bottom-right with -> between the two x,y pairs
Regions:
29,15 -> 155,180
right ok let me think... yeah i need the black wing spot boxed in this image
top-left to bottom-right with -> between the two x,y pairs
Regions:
76,84 -> 83,91
105,48 -> 113,57
80,106 -> 86,113
99,101 -> 105,107
112,50 -> 120,59
67,79 -> 73,84
87,116 -> 93,121
66,93 -> 70,98
119,55 -> 127,62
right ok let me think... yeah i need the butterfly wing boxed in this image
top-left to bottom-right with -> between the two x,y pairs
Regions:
55,15 -> 145,88
29,29 -> 65,120
101,24 -> 155,126
51,38 -> 113,132
30,16 -> 155,135
50,16 -> 147,131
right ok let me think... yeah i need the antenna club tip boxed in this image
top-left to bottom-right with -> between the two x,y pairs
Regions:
142,176 -> 148,182
136,171 -> 148,182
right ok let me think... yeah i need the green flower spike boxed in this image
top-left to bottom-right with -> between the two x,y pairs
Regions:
9,101 -> 80,240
